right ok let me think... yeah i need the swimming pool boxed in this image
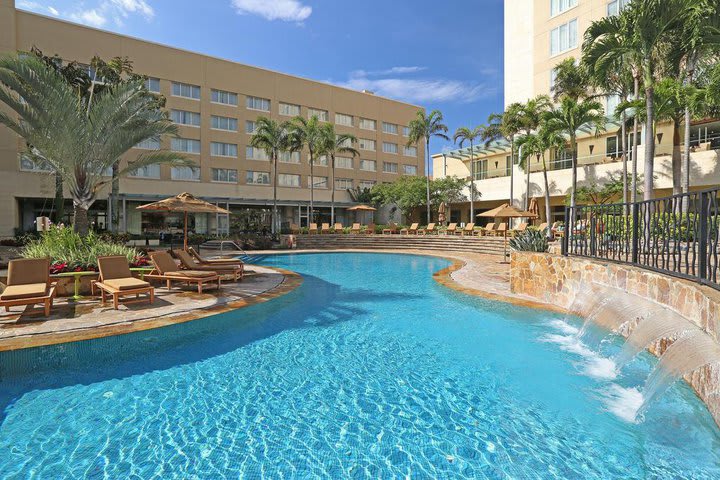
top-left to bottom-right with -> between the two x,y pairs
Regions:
0,252 -> 718,478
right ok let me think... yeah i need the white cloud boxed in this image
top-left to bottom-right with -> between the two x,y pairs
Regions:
333,68 -> 496,104
17,0 -> 154,28
231,0 -> 312,22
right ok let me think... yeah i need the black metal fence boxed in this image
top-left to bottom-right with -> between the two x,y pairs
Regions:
562,187 -> 720,290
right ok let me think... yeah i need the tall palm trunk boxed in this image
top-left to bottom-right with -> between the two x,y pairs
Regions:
425,138 -> 431,224
644,82 -> 656,201
309,154 -> 315,224
469,139 -> 475,221
53,173 -> 64,224
631,76 -> 640,204
541,155 -> 552,240
111,161 -> 120,231
671,119 -> 681,195
330,154 -> 336,225
682,56 -> 696,212
509,138 -> 515,207
621,111 -> 628,207
570,137 -> 578,208
73,204 -> 90,235
272,154 -> 278,234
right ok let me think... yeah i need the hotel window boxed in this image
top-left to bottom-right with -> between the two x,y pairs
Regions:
171,138 -> 201,154
359,159 -> 377,171
246,171 -> 270,185
359,118 -> 376,130
335,113 -> 353,126
171,166 -> 200,181
278,173 -> 301,187
247,96 -> 270,111
335,156 -> 353,169
382,142 -> 398,154
280,151 -> 301,163
403,164 -> 418,175
313,155 -> 329,167
383,162 -> 398,173
245,120 -> 257,134
335,178 -> 353,190
308,108 -> 329,121
402,126 -> 410,137
382,122 -> 398,135
135,137 -> 160,150
338,136 -> 353,148
308,176 -> 328,189
359,138 -> 376,151
607,0 -> 630,16
129,164 -> 160,179
246,146 -> 269,161
550,19 -> 577,55
211,115 -> 238,131
170,109 -> 201,127
19,153 -> 52,172
211,142 -> 237,157
279,102 -> 300,116
359,180 -> 376,189
145,77 -> 160,93
211,168 -> 238,183
550,0 -> 577,16
606,135 -> 620,158
171,82 -> 200,99
403,146 -> 417,157
211,89 -> 238,106
606,94 -> 621,116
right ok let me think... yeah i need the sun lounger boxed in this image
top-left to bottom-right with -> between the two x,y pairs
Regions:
537,222 -> 548,232
146,251 -> 220,293
496,223 -> 508,236
0,257 -> 56,316
188,247 -> 244,266
511,223 -> 528,237
351,223 -> 361,234
382,223 -> 399,234
290,223 -> 300,234
333,223 -> 343,233
459,222 -> 475,236
441,223 -> 458,235
174,250 -> 242,282
308,223 -> 319,235
418,223 -> 436,235
92,255 -> 154,310
320,223 -> 331,234
480,223 -> 496,236
400,223 -> 419,235
365,223 -> 376,234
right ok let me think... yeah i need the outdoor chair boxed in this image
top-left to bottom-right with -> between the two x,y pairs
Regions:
459,223 -> 475,236
308,223 -> 319,235
290,224 -> 300,234
146,252 -> 220,294
481,223 -> 497,236
382,223 -> 399,234
174,250 -> 243,282
188,247 -> 244,266
442,223 -> 458,235
511,223 -> 528,237
92,255 -> 154,310
0,258 -> 56,316
400,223 -> 419,235
333,223 -> 343,233
537,222 -> 548,232
364,223 -> 376,234
351,223 -> 362,234
496,223 -> 508,236
418,223 -> 436,235
320,223 -> 331,234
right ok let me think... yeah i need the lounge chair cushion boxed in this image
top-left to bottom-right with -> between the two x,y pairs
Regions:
167,270 -> 217,278
7,258 -> 49,285
103,278 -> 151,291
1,283 -> 48,300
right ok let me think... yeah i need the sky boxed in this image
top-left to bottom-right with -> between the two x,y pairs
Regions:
16,0 -> 506,157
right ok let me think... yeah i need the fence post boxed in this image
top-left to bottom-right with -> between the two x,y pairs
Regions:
699,191 -> 709,281
562,206 -> 570,255
590,213 -> 597,257
631,202 -> 640,264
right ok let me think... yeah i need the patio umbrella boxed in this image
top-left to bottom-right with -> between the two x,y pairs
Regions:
478,203 -> 538,261
528,197 -> 540,224
438,202 -> 447,225
347,204 -> 377,224
136,192 -> 231,250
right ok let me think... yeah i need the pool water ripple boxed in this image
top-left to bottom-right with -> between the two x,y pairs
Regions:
0,252 -> 719,478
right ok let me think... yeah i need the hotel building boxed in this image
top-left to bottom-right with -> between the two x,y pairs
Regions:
0,0 -> 424,237
433,0 -> 720,224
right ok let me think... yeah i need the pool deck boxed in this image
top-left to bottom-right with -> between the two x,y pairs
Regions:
0,248 -> 561,352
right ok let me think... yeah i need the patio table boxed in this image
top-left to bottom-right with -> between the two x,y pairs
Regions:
130,267 -> 154,280
54,271 -> 99,301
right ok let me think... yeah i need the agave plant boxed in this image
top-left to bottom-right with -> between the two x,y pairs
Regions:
509,228 -> 549,253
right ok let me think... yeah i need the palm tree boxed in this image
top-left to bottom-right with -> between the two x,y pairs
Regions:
249,117 -> 292,234
516,128 -> 566,238
517,95 -> 552,209
0,54 -> 190,235
318,123 -> 358,225
453,126 -> 486,220
288,115 -> 325,224
487,103 -> 523,206
551,58 -> 589,102
543,97 -> 607,208
407,110 -> 449,224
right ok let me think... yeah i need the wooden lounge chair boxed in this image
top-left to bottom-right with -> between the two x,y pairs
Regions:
537,222 -> 548,232
382,222 -> 399,235
418,223 -> 436,235
308,223 -> 319,235
480,223 -> 496,236
365,223 -> 376,234
442,223 -> 458,235
496,223 -> 508,236
511,223 -> 528,237
91,255 -> 154,310
290,223 -> 300,234
320,223 -> 331,234
188,247 -> 244,266
459,222 -> 475,236
351,223 -> 362,234
146,252 -> 220,293
333,222 -> 343,233
400,223 -> 419,235
174,250 -> 242,282
0,258 -> 56,316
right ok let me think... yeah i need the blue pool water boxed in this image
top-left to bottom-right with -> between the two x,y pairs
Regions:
1,252 -> 719,478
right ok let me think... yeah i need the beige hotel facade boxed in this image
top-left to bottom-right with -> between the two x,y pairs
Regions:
0,0 -> 424,237
433,0 -> 720,225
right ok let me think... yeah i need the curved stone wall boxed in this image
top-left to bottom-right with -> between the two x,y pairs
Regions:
510,251 -> 720,427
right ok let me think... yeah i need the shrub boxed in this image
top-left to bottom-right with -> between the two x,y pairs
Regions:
21,226 -> 143,273
509,229 -> 549,252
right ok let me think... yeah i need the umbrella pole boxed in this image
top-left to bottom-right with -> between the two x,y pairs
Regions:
184,211 -> 188,251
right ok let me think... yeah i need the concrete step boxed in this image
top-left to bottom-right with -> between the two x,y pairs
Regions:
293,234 -> 508,255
